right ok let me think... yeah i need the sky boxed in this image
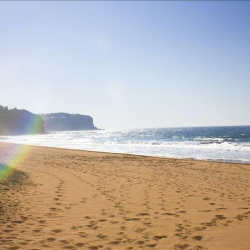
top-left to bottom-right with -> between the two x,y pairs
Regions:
0,1 -> 250,129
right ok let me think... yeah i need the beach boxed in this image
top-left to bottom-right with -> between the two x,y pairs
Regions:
1,142 -> 250,250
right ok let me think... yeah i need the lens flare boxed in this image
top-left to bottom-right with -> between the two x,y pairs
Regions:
0,143 -> 31,182
0,115 -> 43,182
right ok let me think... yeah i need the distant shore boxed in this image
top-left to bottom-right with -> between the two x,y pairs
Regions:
1,142 -> 250,249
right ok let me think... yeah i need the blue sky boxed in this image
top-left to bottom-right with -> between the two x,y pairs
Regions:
1,1 -> 250,129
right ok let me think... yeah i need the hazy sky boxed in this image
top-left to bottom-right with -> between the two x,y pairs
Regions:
1,1 -> 250,129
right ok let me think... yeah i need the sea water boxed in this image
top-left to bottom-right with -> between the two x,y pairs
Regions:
0,126 -> 250,164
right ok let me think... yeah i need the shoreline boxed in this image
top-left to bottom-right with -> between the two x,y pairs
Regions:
1,142 -> 250,249
1,141 -> 250,166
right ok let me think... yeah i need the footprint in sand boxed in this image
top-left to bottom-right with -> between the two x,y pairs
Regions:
152,235 -> 168,241
192,235 -> 203,241
215,214 -> 227,220
174,243 -> 190,249
46,237 -> 56,242
75,243 -> 84,247
97,234 -> 108,239
51,229 -> 62,233
60,240 -> 70,244
108,240 -> 120,245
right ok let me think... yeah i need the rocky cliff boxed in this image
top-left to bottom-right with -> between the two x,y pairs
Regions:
41,113 -> 97,131
0,106 -> 44,135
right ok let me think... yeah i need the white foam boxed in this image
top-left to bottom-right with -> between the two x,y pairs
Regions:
0,129 -> 250,164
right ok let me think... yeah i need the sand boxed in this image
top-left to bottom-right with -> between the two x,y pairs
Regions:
0,142 -> 250,250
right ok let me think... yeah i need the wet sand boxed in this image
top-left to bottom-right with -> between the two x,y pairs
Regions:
0,142 -> 250,250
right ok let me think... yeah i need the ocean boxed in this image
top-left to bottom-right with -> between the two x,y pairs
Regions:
0,126 -> 250,164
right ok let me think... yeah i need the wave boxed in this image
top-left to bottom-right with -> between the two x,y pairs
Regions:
0,128 -> 250,164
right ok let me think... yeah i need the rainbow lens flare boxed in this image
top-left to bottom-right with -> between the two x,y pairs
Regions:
0,111 -> 43,182
0,144 -> 30,182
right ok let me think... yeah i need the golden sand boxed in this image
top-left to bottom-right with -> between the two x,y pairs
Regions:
0,142 -> 250,250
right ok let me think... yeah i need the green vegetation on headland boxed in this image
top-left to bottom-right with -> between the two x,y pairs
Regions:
0,105 -> 98,135
0,105 -> 44,135
41,113 -> 97,131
